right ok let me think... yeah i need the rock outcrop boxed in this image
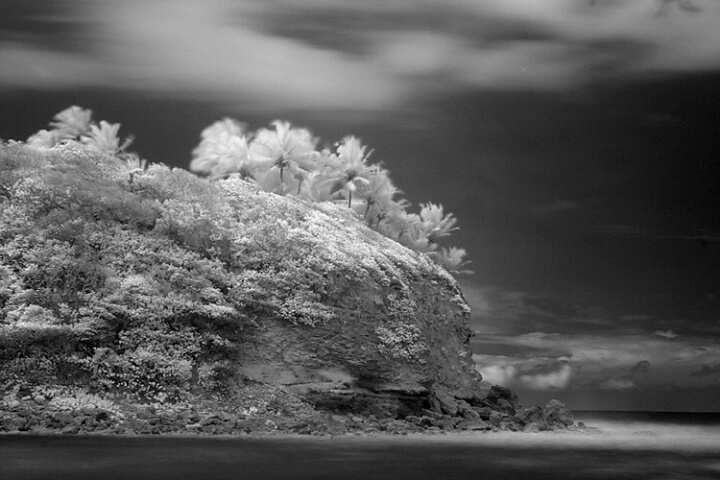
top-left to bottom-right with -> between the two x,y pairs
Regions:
234,245 -> 482,417
0,142 -> 489,424
0,140 -> 577,434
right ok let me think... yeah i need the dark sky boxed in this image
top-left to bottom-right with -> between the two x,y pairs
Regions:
1,0 -> 719,411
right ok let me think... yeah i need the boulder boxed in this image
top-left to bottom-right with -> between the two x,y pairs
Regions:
543,399 -> 573,429
484,385 -> 519,414
51,411 -> 75,425
428,387 -> 459,416
488,410 -> 505,426
515,406 -> 549,431
456,400 -> 480,420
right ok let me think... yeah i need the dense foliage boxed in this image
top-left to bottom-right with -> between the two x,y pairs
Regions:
0,106 -> 470,405
189,117 -> 470,274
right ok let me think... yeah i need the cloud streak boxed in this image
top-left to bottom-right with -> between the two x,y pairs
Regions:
473,330 -> 720,394
1,0 -> 719,112
461,279 -> 720,410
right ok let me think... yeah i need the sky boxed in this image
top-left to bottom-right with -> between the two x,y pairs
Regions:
1,0 -> 719,412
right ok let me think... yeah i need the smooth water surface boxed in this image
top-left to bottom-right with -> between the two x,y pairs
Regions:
2,412 -> 720,480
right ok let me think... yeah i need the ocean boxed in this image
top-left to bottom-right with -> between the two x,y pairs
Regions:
1,411 -> 719,480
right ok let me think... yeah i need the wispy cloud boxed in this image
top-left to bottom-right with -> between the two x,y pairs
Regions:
519,363 -> 574,390
461,281 -> 621,336
597,377 -> 636,390
474,355 -> 575,391
0,0 -> 402,112
462,280 -> 720,400
473,329 -> 720,395
1,0 -> 719,112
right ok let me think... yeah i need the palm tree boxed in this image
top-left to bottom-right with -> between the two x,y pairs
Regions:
354,167 -> 403,222
183,115 -> 469,276
81,121 -> 122,155
27,106 -> 93,148
377,203 -> 458,254
417,203 -> 458,244
190,119 -> 254,180
430,247 -> 473,275
376,209 -> 420,247
321,136 -> 376,208
50,106 -> 93,140
249,121 -> 319,195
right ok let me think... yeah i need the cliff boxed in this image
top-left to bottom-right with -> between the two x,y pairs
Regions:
0,140 -> 575,435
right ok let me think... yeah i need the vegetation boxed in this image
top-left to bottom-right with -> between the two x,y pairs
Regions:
190,116 -> 471,274
0,106 -> 471,407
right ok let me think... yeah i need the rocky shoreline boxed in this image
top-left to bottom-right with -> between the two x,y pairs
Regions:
1,383 -> 593,437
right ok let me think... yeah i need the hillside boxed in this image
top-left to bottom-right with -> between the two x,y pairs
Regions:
0,130 -> 574,435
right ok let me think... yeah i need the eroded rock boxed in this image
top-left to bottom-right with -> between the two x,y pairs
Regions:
543,399 -> 574,429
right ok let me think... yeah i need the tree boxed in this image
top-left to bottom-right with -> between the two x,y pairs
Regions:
249,121 -> 319,195
26,106 -> 93,148
315,136 -> 378,209
354,167 -> 404,223
189,115 -> 470,275
81,121 -> 122,155
190,118 -> 253,180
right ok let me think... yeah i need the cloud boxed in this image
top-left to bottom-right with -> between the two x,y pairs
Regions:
0,0 -> 403,112
478,0 -> 720,74
598,377 -> 636,390
462,280 -> 720,397
0,43 -> 105,88
461,282 -> 617,336
1,0 -> 719,112
519,363 -> 573,390
476,363 -> 518,386
472,330 -> 720,394
474,356 -> 573,391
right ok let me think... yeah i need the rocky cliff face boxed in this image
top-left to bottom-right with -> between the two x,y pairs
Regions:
0,141 -> 484,423
228,179 -> 485,415
239,266 -> 482,416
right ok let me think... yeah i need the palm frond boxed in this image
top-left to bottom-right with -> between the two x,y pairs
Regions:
50,106 -> 93,140
430,247 -> 473,275
81,121 -> 121,155
419,203 -> 458,242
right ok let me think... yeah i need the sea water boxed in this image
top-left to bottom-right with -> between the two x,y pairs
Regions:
1,412 -> 719,480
